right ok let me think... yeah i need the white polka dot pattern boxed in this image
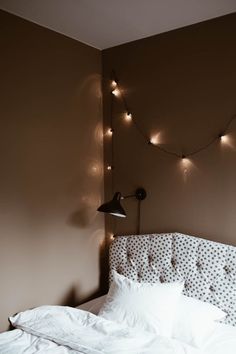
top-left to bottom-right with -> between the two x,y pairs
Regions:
109,232 -> 236,326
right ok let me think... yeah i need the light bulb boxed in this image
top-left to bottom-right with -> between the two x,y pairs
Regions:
181,155 -> 191,167
111,80 -> 117,89
125,112 -> 132,121
109,233 -> 115,241
112,88 -> 120,96
149,134 -> 159,145
181,155 -> 188,164
107,128 -> 113,136
107,165 -> 113,170
220,134 -> 228,143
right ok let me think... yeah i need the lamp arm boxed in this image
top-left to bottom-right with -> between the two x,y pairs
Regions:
121,194 -> 136,200
121,188 -> 147,201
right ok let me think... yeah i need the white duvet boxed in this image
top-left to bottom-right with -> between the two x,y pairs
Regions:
0,305 -> 199,354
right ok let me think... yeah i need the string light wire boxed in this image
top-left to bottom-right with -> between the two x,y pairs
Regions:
110,89 -> 115,191
110,70 -> 236,159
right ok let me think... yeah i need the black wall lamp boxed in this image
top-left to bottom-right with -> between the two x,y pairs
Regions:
97,188 -> 147,233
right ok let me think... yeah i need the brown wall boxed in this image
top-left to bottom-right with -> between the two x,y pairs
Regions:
1,8 -> 236,333
102,13 -> 236,246
0,10 -> 104,331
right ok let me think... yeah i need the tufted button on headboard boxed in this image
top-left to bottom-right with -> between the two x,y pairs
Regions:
109,232 -> 236,326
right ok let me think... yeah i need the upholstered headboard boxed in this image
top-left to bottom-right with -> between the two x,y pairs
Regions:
109,232 -> 236,326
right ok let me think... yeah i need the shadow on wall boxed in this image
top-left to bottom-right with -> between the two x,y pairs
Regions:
59,237 -> 109,308
68,208 -> 92,229
6,231 -> 109,332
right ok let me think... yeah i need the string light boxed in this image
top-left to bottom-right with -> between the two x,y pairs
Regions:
109,233 -> 115,241
112,88 -> 120,96
107,128 -> 113,136
108,70 -> 236,167
111,80 -> 117,89
149,134 -> 160,146
125,112 -> 132,121
181,155 -> 192,171
107,70 -> 236,234
219,134 -> 228,143
181,155 -> 189,165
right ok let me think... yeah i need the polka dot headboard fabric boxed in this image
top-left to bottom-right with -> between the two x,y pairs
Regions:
109,232 -> 236,326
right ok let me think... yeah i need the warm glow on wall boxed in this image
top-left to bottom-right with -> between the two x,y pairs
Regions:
90,165 -> 98,175
179,155 -> 196,182
88,161 -> 103,178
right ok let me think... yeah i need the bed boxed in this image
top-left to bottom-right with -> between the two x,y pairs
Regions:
0,232 -> 236,353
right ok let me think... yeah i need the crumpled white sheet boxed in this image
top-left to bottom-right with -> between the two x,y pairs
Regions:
0,306 -> 201,354
0,329 -> 80,354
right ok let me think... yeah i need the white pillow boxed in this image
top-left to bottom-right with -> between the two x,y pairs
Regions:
173,295 -> 226,348
98,270 -> 184,337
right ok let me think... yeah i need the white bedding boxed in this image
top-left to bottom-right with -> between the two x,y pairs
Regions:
0,329 -> 79,354
1,303 -> 235,354
78,296 -> 236,353
203,323 -> 236,354
0,305 -> 199,354
1,322 -> 235,354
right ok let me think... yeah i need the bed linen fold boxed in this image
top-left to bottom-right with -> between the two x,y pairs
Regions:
0,305 -> 200,354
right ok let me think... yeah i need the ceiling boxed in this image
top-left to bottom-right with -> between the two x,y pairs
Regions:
0,0 -> 236,49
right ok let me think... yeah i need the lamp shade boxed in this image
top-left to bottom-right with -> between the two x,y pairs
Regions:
97,192 -> 126,218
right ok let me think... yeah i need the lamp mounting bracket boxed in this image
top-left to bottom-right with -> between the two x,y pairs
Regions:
135,188 -> 147,200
